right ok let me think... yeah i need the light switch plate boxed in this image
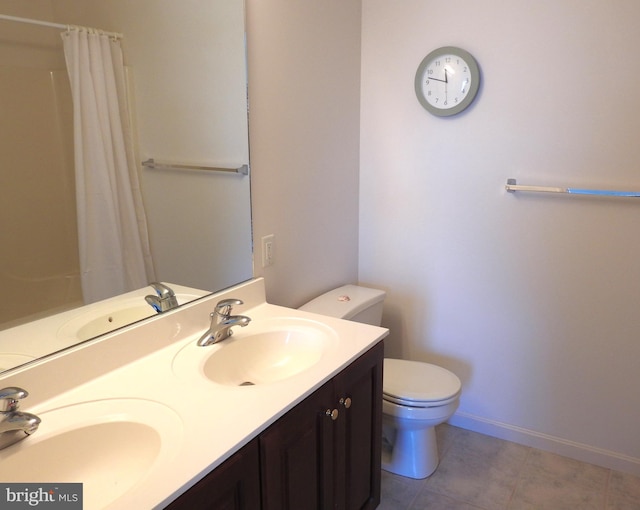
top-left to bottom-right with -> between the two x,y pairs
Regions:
261,234 -> 275,267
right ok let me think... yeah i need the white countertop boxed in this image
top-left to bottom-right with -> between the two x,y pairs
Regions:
0,278 -> 388,509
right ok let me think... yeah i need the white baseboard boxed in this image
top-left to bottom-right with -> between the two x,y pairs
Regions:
448,411 -> 640,477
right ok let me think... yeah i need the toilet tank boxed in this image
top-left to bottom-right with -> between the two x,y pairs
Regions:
299,285 -> 386,326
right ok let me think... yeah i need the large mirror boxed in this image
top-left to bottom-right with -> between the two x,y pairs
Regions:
0,0 -> 253,372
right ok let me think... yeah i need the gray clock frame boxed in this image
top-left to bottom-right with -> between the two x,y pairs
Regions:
414,46 -> 480,117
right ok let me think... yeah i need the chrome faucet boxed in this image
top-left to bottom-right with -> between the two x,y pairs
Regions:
197,298 -> 251,346
145,282 -> 179,313
0,387 -> 40,450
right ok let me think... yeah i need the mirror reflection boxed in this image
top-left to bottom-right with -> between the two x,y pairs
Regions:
0,0 -> 253,372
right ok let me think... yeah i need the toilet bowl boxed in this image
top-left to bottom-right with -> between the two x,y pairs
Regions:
382,358 -> 461,478
299,284 -> 462,480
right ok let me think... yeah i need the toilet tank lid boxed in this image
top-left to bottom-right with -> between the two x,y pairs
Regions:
299,284 -> 386,320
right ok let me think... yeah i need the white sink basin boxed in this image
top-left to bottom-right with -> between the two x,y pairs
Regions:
74,304 -> 155,340
58,294 -> 201,341
0,399 -> 183,509
172,317 -> 339,386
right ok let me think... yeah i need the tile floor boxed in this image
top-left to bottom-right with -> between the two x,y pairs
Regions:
379,424 -> 640,510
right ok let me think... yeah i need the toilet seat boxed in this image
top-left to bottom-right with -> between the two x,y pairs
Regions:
383,358 -> 461,407
384,393 -> 460,408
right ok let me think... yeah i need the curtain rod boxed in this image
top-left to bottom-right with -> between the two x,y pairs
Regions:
0,14 -> 123,39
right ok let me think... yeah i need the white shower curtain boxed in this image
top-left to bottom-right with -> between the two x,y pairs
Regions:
62,28 -> 155,304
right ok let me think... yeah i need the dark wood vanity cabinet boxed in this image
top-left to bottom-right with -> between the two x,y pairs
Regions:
164,438 -> 261,510
260,341 -> 383,510
335,341 -> 383,510
259,379 -> 335,509
166,341 -> 383,510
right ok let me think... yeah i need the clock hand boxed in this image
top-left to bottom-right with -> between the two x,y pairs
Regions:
444,68 -> 448,102
428,77 -> 447,83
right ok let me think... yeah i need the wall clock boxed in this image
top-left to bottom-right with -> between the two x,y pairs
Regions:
414,46 -> 480,117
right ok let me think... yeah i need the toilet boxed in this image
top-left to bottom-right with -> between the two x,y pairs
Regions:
300,284 -> 461,479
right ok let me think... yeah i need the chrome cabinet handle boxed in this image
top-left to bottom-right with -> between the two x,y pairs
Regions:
325,408 -> 339,421
339,397 -> 352,409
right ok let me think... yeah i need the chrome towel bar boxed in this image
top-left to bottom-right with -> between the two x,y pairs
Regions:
142,158 -> 249,176
505,178 -> 640,198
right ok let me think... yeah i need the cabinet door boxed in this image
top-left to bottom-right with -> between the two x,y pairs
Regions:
164,438 -> 261,510
333,341 -> 383,510
260,380 -> 335,510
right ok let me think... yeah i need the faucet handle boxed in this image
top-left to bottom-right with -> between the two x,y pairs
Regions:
149,282 -> 176,298
0,387 -> 29,412
147,282 -> 179,312
215,298 -> 243,319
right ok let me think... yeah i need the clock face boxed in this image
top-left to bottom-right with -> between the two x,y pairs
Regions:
415,47 -> 480,117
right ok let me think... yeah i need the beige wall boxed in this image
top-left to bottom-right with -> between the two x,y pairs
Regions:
246,0 -> 362,307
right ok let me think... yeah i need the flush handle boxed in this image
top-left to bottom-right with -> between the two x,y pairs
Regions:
325,408 -> 339,421
339,397 -> 352,409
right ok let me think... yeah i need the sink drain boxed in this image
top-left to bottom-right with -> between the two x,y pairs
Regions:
239,381 -> 255,386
